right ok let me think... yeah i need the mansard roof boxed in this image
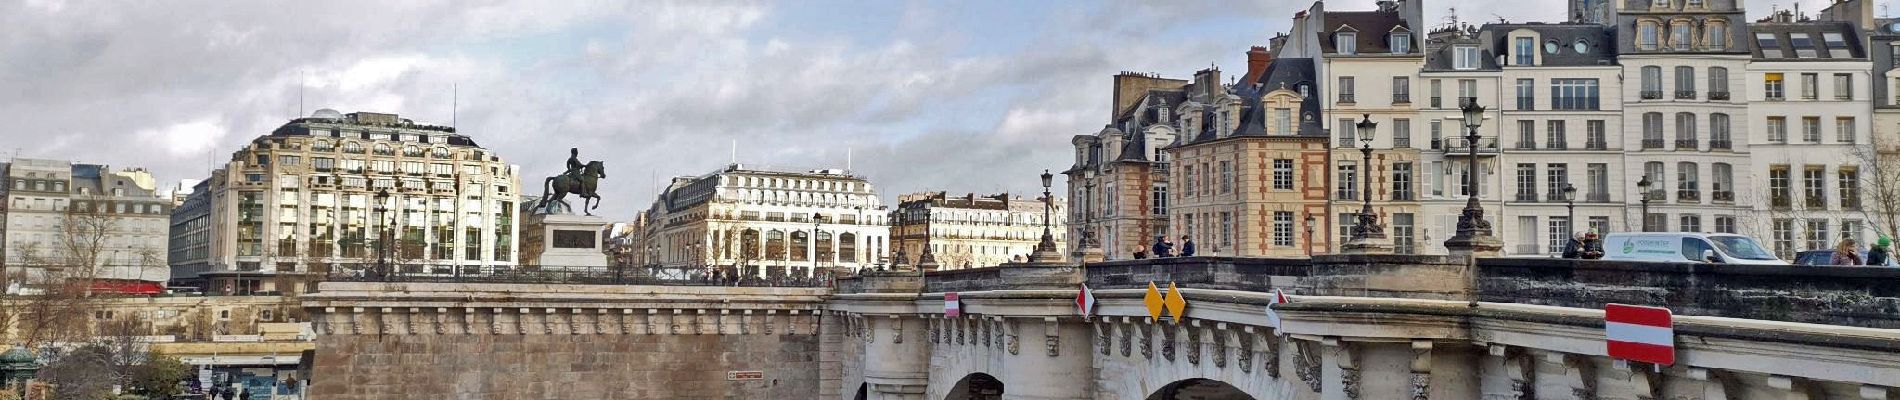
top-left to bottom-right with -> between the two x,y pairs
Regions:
1479,23 -> 1619,66
1747,21 -> 1866,61
1319,11 -> 1418,55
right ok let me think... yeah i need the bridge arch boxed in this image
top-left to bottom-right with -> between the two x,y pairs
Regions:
1144,378 -> 1254,400
944,372 -> 1005,400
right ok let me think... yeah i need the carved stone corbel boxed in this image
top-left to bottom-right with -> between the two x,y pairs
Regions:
1185,321 -> 1203,365
1615,359 -> 1662,400
1236,327 -> 1254,373
1552,352 -> 1596,400
1492,345 -> 1534,400
1211,323 -> 1228,369
1139,322 -> 1154,359
1160,322 -> 1177,362
1118,319 -> 1132,357
1005,318 -> 1021,355
1293,339 -> 1321,393
1265,331 -> 1282,379
1094,321 -> 1109,356
928,317 -> 939,344
956,317 -> 967,345
891,315 -> 904,344
1043,317 -> 1061,357
1410,340 -> 1433,400
1334,340 -> 1360,400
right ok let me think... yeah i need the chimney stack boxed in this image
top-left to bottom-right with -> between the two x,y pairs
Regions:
1242,46 -> 1274,86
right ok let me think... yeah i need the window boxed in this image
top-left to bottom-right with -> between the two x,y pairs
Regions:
1515,37 -> 1535,65
1639,22 -> 1660,50
1823,33 -> 1850,58
1586,120 -> 1607,149
1546,164 -> 1570,200
1273,212 -> 1295,247
1765,73 -> 1784,100
1183,165 -> 1196,197
1339,76 -> 1356,103
1707,22 -> 1729,50
1517,120 -> 1536,149
1804,166 -> 1827,209
1772,219 -> 1795,258
1710,114 -> 1731,148
1336,32 -> 1357,54
1219,161 -> 1233,194
1432,161 -> 1446,197
1766,117 -> 1787,142
1458,79 -> 1478,106
1802,116 -> 1822,143
1588,163 -> 1609,201
1715,216 -> 1736,234
1548,217 -> 1572,254
1273,159 -> 1295,190
1844,220 -> 1865,243
1390,33 -> 1411,54
1757,33 -> 1783,58
1791,33 -> 1817,58
1642,112 -> 1664,147
1274,108 -> 1293,134
1806,219 -> 1830,252
1677,162 -> 1699,201
1394,213 -> 1416,254
1590,216 -> 1611,235
1430,79 -> 1442,108
1515,163 -> 1538,201
1544,40 -> 1559,54
1644,162 -> 1666,201
1429,120 -> 1443,149
1834,73 -> 1853,100
1338,213 -> 1356,247
1392,162 -> 1414,200
1770,166 -> 1792,207
1219,212 -> 1233,247
1574,39 -> 1590,53
1549,79 -> 1599,110
1675,112 -> 1697,146
1454,45 -> 1481,70
1151,184 -> 1168,215
1392,76 -> 1411,104
1516,79 -> 1535,109
1671,23 -> 1693,51
1640,66 -> 1662,98
1708,67 -> 1729,96
1837,117 -> 1856,143
1841,168 -> 1862,210
1394,119 -> 1411,148
1800,73 -> 1819,99
1712,163 -> 1734,200
1338,118 -> 1356,147
1674,66 -> 1695,96
1680,215 -> 1702,233
1336,163 -> 1358,200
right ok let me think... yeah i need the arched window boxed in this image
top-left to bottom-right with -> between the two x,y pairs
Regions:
790,231 -> 809,261
815,232 -> 834,264
1642,112 -> 1665,145
403,145 -> 423,157
742,229 -> 761,259
1675,112 -> 1698,145
1706,21 -> 1730,50
1670,21 -> 1694,51
1708,67 -> 1729,96
341,142 -> 364,154
1677,162 -> 1701,198
313,140 -> 334,151
1637,21 -> 1660,50
373,143 -> 393,156
839,233 -> 857,263
765,230 -> 785,260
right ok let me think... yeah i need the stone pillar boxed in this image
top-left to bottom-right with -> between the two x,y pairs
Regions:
862,315 -> 928,400
995,317 -> 1093,400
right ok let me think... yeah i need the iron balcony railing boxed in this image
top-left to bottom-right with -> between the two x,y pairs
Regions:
1675,139 -> 1699,150
1675,90 -> 1697,100
1710,140 -> 1733,150
1712,191 -> 1735,202
1584,140 -> 1608,150
1641,139 -> 1665,149
1641,90 -> 1663,99
1677,189 -> 1700,202
1708,91 -> 1731,100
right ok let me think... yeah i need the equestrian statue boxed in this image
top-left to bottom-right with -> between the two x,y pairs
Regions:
537,147 -> 606,216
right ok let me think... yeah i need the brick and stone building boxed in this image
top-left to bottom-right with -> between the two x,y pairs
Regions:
889,191 -> 1064,270
2,159 -> 171,293
632,164 -> 889,276
1068,72 -> 1186,261
170,109 -> 522,295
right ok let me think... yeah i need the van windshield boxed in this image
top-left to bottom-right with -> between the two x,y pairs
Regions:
1710,236 -> 1778,260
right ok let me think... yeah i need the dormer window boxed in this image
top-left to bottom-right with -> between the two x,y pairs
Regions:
1514,37 -> 1535,65
1707,22 -> 1729,50
1671,23 -> 1693,51
1453,45 -> 1481,70
1790,33 -> 1816,58
1337,32 -> 1357,54
1638,22 -> 1660,50
1823,33 -> 1850,58
1298,84 -> 1311,98
1651,0 -> 1669,7
1390,33 -> 1411,54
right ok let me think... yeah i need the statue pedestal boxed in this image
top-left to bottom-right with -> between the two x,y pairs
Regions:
521,213 -> 610,268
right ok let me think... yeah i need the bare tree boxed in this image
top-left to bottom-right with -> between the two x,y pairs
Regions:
1850,145 -> 1900,237
0,198 -> 124,349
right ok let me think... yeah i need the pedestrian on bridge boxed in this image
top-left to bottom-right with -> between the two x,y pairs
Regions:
1152,237 -> 1173,258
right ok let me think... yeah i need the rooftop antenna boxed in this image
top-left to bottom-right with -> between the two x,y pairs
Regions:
730,139 -> 737,164
847,147 -> 853,171
452,83 -> 459,128
298,70 -> 306,117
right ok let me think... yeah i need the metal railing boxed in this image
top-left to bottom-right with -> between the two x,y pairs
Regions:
1677,189 -> 1700,202
1675,139 -> 1699,150
1712,191 -> 1735,202
1710,139 -> 1733,149
322,265 -> 835,287
1675,90 -> 1697,100
1641,139 -> 1665,149
1709,91 -> 1731,100
1641,90 -> 1663,100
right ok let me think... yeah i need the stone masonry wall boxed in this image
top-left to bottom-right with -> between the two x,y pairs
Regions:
311,332 -> 820,400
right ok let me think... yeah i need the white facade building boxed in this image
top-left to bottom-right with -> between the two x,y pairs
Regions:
1744,17 -> 1875,257
634,164 -> 889,276
2,159 -> 171,292
890,192 -> 1064,270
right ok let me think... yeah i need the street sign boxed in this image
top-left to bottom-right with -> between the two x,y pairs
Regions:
944,292 -> 962,317
1265,288 -> 1288,330
1163,282 -> 1187,320
726,371 -> 765,380
1605,303 -> 1675,366
1075,283 -> 1096,320
1142,282 -> 1164,320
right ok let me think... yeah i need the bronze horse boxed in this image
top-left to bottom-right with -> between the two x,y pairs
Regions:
540,160 -> 605,215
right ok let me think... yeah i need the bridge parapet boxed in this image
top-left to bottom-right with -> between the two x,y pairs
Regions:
1478,258 -> 1900,328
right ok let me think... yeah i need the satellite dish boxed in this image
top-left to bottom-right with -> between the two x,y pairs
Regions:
312,108 -> 343,119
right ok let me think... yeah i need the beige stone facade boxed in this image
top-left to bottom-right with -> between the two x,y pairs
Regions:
1171,138 -> 1332,257
632,164 -> 889,275
889,192 -> 1064,270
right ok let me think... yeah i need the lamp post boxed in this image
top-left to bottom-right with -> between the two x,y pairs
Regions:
1303,213 -> 1317,256
1637,177 -> 1653,232
1350,114 -> 1386,245
1445,100 -> 1501,253
1082,169 -> 1097,249
374,189 -> 391,278
1563,183 -> 1578,234
812,213 -> 825,276
1031,170 -> 1061,262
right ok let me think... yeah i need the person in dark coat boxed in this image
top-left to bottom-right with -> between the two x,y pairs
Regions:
1868,237 -> 1893,266
1179,235 -> 1197,257
1151,237 -> 1173,257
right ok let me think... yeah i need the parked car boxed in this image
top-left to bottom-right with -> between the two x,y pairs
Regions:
1793,250 -> 1870,266
1600,232 -> 1787,265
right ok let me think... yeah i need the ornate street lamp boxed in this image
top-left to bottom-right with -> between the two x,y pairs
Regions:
374,188 -> 392,278
1637,177 -> 1653,232
1031,169 -> 1061,262
1350,114 -> 1386,245
1445,100 -> 1500,252
1082,169 -> 1098,249
1303,213 -> 1317,256
1563,183 -> 1578,234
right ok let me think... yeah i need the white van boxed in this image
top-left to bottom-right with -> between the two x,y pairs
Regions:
1600,232 -> 1788,265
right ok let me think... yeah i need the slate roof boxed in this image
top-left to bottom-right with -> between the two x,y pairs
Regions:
1318,11 -> 1418,55
1479,23 -> 1618,67
1184,58 -> 1326,145
1747,21 -> 1866,60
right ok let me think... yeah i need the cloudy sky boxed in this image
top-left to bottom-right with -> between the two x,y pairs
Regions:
1,0 -> 1837,217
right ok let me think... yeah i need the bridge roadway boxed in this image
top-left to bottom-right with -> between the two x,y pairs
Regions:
303,255 -> 1900,399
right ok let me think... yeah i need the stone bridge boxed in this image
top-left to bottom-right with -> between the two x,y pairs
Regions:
304,256 -> 1900,399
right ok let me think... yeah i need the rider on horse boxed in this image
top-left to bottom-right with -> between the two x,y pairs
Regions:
565,147 -> 585,181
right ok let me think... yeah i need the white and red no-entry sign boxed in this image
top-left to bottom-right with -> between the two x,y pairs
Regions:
1604,303 -> 1675,366
1076,284 -> 1096,320
944,292 -> 962,317
1265,288 -> 1289,330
